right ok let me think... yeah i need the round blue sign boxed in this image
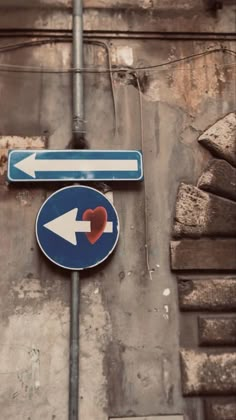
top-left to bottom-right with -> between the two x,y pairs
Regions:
36,186 -> 119,270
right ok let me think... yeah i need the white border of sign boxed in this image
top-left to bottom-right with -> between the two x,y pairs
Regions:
35,185 -> 120,270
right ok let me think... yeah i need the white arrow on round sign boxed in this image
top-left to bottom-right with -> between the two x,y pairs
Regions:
36,186 -> 119,270
44,208 -> 113,246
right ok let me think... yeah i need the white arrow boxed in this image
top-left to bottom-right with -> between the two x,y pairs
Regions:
14,153 -> 138,178
43,208 -> 113,246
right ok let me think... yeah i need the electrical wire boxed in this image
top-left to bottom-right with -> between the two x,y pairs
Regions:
0,46 -> 235,74
0,37 -> 70,52
0,59 -> 235,74
85,39 -> 117,139
138,74 -> 154,278
134,72 -> 153,280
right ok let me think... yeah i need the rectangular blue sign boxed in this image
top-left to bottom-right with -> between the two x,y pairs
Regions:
8,150 -> 143,182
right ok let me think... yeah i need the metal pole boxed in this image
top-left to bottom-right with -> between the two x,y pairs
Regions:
72,0 -> 85,147
69,1 -> 84,419
69,271 -> 80,420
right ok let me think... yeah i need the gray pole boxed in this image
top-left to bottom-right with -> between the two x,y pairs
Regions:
69,271 -> 80,420
72,0 -> 85,147
70,1 -> 84,419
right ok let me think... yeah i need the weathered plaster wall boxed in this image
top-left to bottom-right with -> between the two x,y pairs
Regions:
0,0 -> 236,33
0,1 -> 235,420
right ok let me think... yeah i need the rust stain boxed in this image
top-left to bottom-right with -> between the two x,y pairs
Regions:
143,51 -> 235,112
170,53 -> 235,111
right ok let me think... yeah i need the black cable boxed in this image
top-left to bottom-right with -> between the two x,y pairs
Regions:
86,39 -> 117,139
0,45 -> 235,74
0,37 -> 70,52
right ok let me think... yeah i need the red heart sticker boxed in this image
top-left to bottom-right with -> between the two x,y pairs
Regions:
82,207 -> 108,245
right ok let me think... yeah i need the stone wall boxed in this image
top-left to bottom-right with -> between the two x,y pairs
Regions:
170,112 -> 236,420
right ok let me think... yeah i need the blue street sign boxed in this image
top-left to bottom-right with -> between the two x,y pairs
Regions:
36,186 -> 119,270
8,150 -> 143,182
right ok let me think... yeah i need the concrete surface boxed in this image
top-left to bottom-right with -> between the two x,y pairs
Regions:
0,1 -> 235,420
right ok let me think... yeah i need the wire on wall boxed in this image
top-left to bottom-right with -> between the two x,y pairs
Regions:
0,45 -> 235,73
85,39 -> 117,140
134,72 -> 153,280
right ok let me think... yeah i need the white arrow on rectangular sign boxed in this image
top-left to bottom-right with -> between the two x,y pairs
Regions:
8,150 -> 143,182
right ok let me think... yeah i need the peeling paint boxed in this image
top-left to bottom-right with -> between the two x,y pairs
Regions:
163,288 -> 171,297
15,191 -> 32,207
143,52 -> 236,112
11,277 -> 46,300
0,302 -> 69,418
0,136 -> 46,179
162,357 -> 174,405
105,190 -> 114,204
111,46 -> 134,66
144,80 -> 161,102
0,136 -> 46,150
163,305 -> 170,320
32,43 -> 71,69
80,281 -> 112,420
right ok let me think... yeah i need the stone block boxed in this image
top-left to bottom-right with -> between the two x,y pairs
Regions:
197,159 -> 236,202
198,112 -> 236,166
205,400 -> 236,420
178,278 -> 236,311
170,239 -> 236,271
173,183 -> 236,238
180,349 -> 236,395
199,316 -> 236,345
